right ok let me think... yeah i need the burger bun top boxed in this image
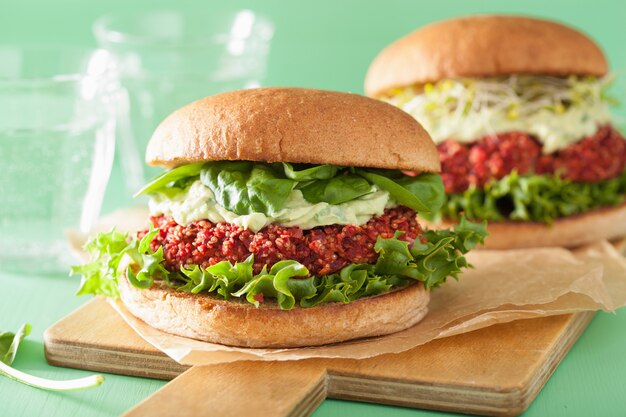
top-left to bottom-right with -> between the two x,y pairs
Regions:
365,15 -> 608,97
146,87 -> 440,173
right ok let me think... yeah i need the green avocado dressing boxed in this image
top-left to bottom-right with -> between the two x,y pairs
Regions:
149,180 -> 395,232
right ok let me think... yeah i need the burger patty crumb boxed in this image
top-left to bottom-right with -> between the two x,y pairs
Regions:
439,125 -> 626,193
142,206 -> 423,276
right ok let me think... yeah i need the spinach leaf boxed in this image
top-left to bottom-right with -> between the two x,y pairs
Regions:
136,160 -> 447,215
299,175 -> 372,204
281,163 -> 340,180
396,173 -> 445,213
356,170 -> 444,213
0,324 -> 31,366
200,162 -> 296,215
134,162 -> 204,197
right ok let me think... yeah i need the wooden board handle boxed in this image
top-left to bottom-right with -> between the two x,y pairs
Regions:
122,361 -> 327,417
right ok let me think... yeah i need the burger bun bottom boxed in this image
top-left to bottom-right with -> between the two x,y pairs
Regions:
118,275 -> 429,348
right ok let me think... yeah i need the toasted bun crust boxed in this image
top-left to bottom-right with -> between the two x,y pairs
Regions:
365,15 -> 608,97
429,203 -> 626,250
118,276 -> 429,348
146,87 -> 440,173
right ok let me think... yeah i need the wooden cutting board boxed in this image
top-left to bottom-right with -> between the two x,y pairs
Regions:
44,298 -> 594,417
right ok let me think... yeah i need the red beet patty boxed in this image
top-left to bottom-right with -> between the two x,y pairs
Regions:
439,125 -> 626,193
143,206 -> 423,276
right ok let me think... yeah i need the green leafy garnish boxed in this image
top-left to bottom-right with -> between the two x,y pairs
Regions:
70,229 -> 128,297
375,217 -> 483,288
356,170 -> 444,213
134,162 -> 205,197
200,162 -> 297,216
133,160 -> 444,216
0,324 -> 104,391
72,220 -> 486,310
281,163 -> 339,180
299,175 -> 373,205
0,324 -> 31,366
71,225 -> 170,297
428,171 -> 626,224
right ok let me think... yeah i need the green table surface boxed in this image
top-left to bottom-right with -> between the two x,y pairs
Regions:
2,1 -> 626,416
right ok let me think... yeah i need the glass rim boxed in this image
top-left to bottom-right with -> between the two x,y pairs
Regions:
0,44 -> 118,84
92,9 -> 275,47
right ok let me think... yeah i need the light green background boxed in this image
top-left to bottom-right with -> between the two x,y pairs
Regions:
1,1 -> 626,416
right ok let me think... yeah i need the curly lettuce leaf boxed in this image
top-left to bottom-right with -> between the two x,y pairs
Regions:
70,226 -> 170,297
125,227 -> 170,289
300,264 -> 398,308
375,217 -> 486,289
70,229 -> 128,297
269,260 -> 312,309
73,219 -> 486,310
431,171 -> 626,224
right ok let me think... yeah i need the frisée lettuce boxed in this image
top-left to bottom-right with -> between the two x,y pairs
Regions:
71,218 -> 487,310
426,170 -> 626,224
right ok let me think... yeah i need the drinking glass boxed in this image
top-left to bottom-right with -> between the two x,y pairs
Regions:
0,46 -> 119,273
93,9 -> 274,191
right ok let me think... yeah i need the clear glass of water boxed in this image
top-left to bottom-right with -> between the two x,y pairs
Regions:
0,46 -> 119,273
93,9 -> 275,191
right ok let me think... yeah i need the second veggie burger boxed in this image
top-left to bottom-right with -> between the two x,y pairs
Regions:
366,15 -> 626,249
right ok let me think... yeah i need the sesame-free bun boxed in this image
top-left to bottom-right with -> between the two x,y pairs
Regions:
146,87 -> 440,173
365,15 -> 608,97
428,203 -> 626,250
118,275 -> 429,348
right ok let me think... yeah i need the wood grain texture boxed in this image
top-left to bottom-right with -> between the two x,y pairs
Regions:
124,363 -> 327,417
44,300 -> 189,379
44,299 -> 594,417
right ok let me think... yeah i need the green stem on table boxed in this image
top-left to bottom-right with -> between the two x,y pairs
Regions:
0,360 -> 104,391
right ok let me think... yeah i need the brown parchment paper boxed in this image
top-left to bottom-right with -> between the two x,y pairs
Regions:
69,207 -> 626,366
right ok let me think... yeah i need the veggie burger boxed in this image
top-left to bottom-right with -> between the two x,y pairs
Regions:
73,88 -> 486,348
365,15 -> 626,249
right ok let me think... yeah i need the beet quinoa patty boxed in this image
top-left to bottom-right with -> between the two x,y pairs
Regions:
143,206 -> 423,276
439,125 -> 626,193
